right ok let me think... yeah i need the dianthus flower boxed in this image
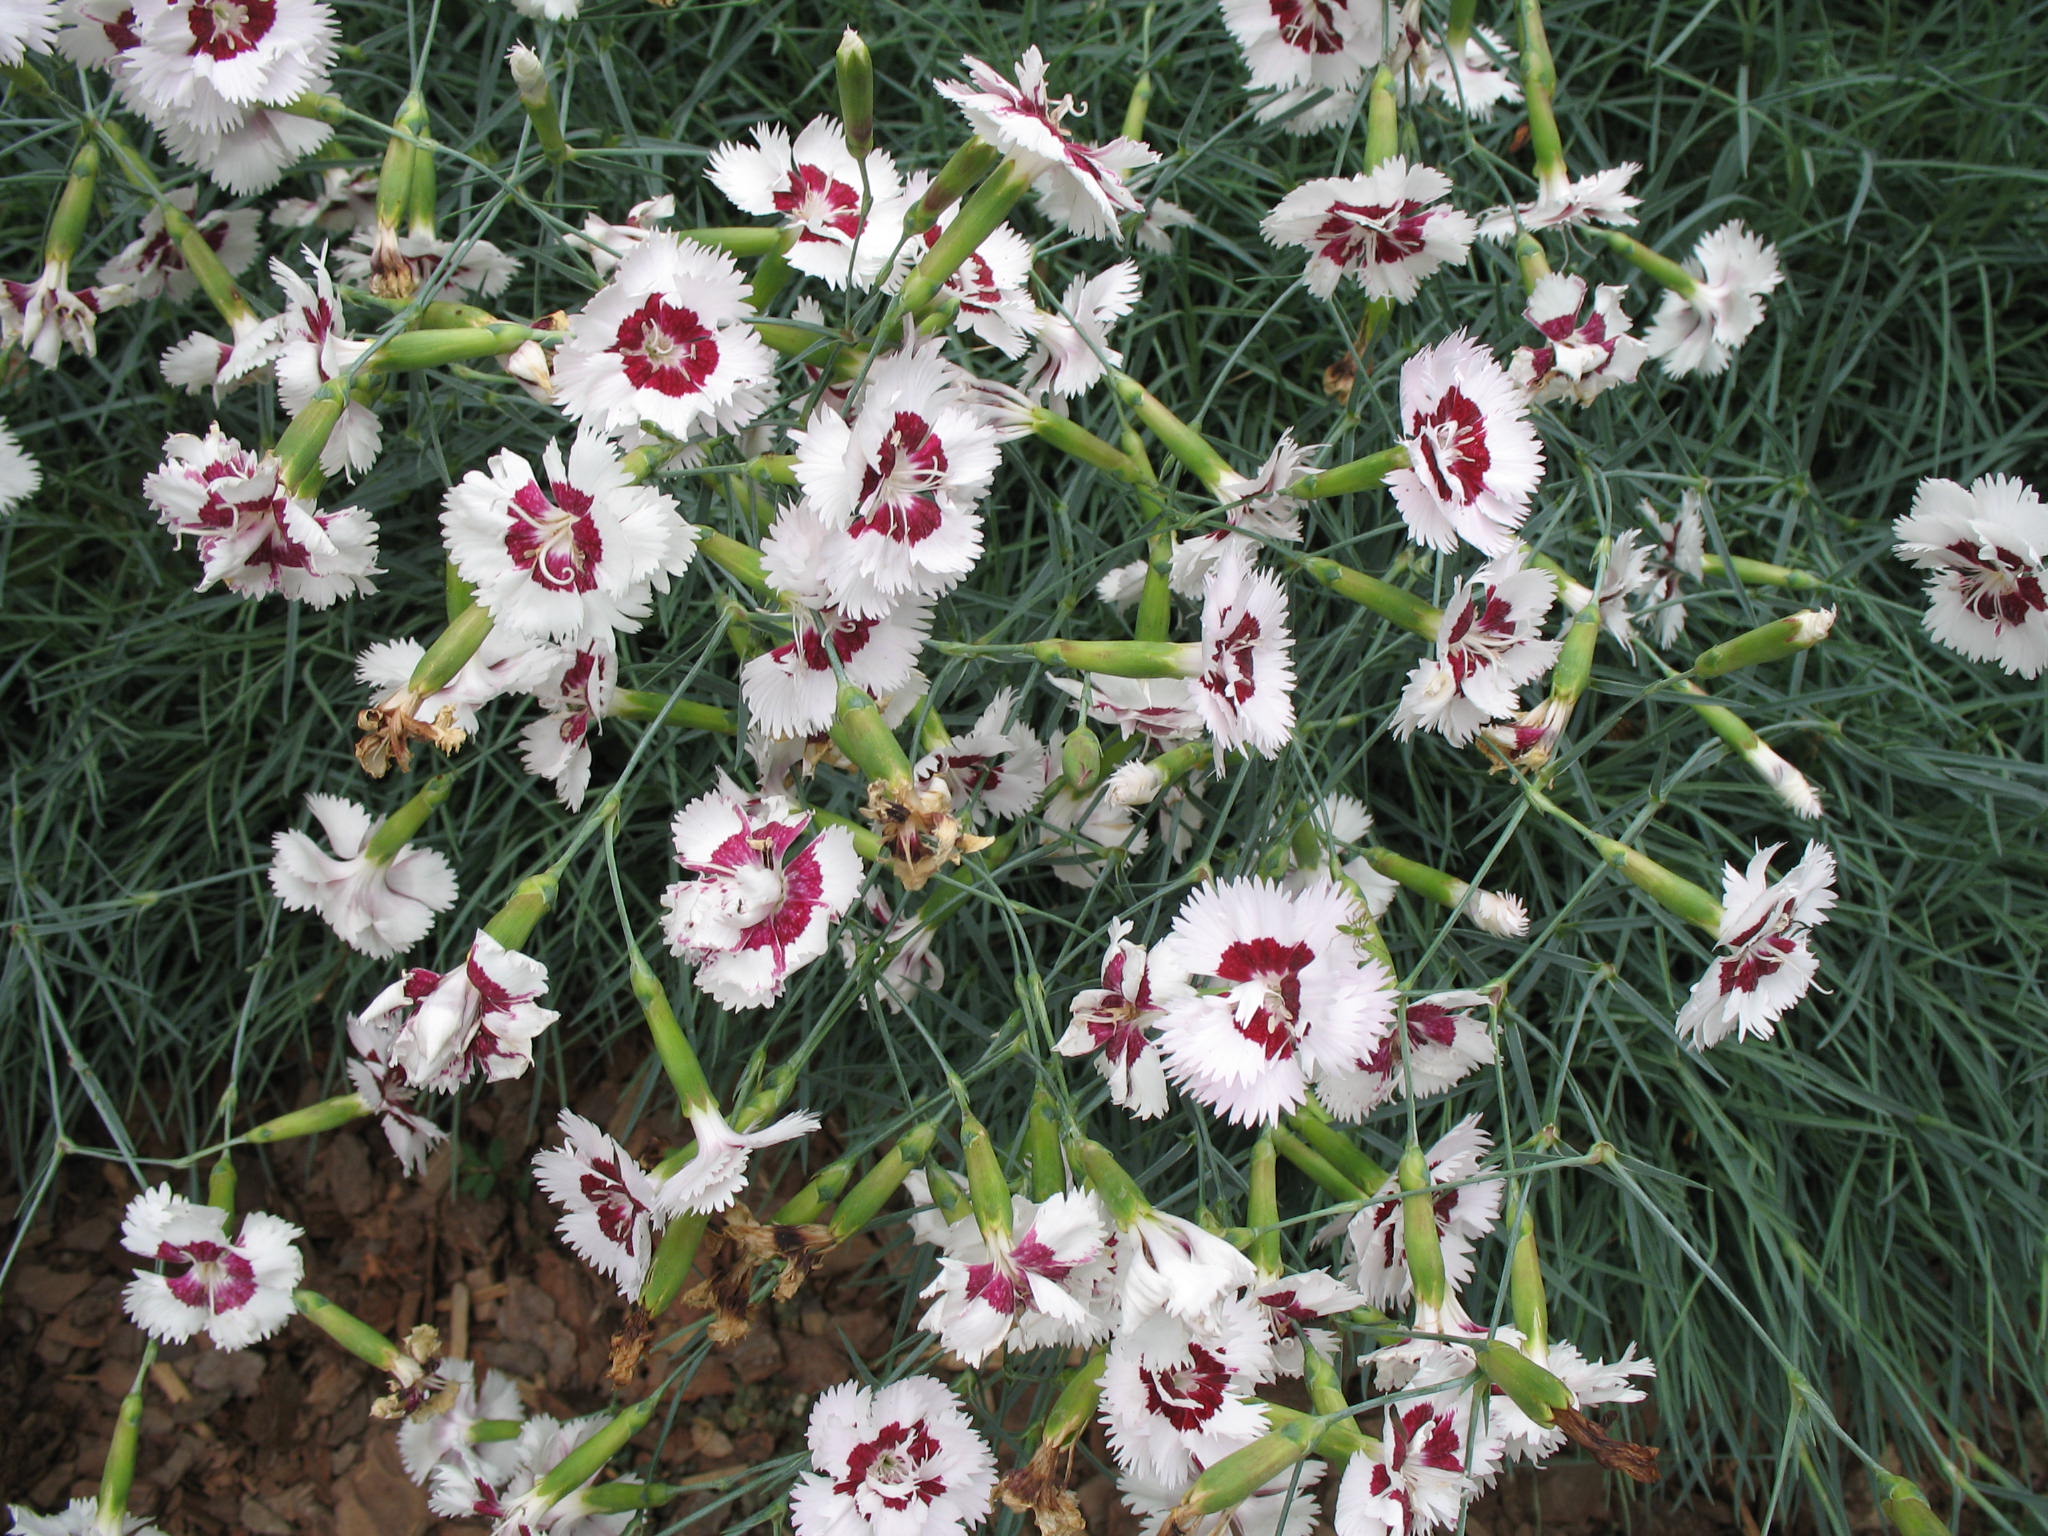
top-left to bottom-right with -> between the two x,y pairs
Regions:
790,1378 -> 996,1536
345,1011 -> 447,1176
1642,219 -> 1783,378
654,1101 -> 823,1217
1261,160 -> 1476,303
363,931 -> 560,1093
915,689 -> 1050,823
709,116 -> 908,289
1019,260 -> 1142,400
1317,990 -> 1495,1117
269,791 -> 458,957
533,1109 -> 663,1298
1192,544 -> 1297,758
1057,917 -> 1172,1118
1477,162 -> 1640,241
1892,473 -> 2048,678
916,1189 -> 1114,1363
1507,272 -> 1648,406
1392,546 -> 1560,745
518,642 -> 616,812
1677,841 -> 1837,1049
1341,1115 -> 1502,1310
2,256 -> 127,368
119,1184 -> 302,1350
1387,331 -> 1544,555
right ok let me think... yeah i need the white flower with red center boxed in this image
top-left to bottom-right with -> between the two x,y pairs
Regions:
97,187 -> 260,301
0,0 -> 57,63
1055,673 -> 1205,746
1112,1209 -> 1261,1362
935,49 -> 1159,241
533,1109 -> 664,1298
891,211 -> 1039,359
1101,1324 -> 1275,1484
655,1101 -> 823,1217
1342,1115 -> 1502,1310
709,116 -> 908,290
271,247 -> 382,477
1057,917 -> 1172,1119
1473,1336 -> 1656,1467
0,416 -> 40,514
1333,1404 -> 1479,1536
345,1011 -> 446,1177
160,307 -> 284,395
1038,780 -> 1150,890
741,588 -> 933,739
355,626 -> 560,740
1020,260 -> 1142,399
1387,331 -> 1544,556
554,233 -> 775,442
118,1184 -> 303,1350
1677,841 -> 1837,1049
916,689 -> 1050,823
143,423 -> 381,607
364,930 -> 560,1093
1893,473 -> 2048,678
794,337 -> 1000,611
123,0 -> 334,129
1191,543 -> 1298,758
1393,547 -> 1560,745
566,194 -> 675,278
443,429 -> 697,645
1119,1459 -> 1324,1536
1318,990 -> 1495,1117
5,1500 -> 164,1536
1253,1266 -> 1366,1377
146,97 -> 337,195
790,1377 -> 996,1536
1262,161 -> 1475,304
269,791 -> 458,957
1168,429 -> 1317,596
1640,489 -> 1707,647
1423,28 -> 1521,117
2,257 -> 128,368
1149,875 -> 1394,1126
1220,0 -> 1380,101
916,1189 -> 1113,1363
1508,273 -> 1648,406
519,642 -> 615,812
1643,219 -> 1784,378
1476,162 -> 1641,242
53,0 -> 137,69
396,1358 -> 526,1488
659,776 -> 862,1011
430,1414 -> 637,1534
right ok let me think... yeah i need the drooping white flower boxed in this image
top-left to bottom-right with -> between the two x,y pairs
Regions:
97,187 -> 261,301
1191,543 -> 1297,758
916,689 -> 1050,823
0,415 -> 42,513
1149,875 -> 1395,1125
1101,1325 -> 1274,1484
839,893 -> 947,1014
1639,490 -> 1708,647
365,931 -> 560,1093
935,49 -> 1159,241
564,194 -> 675,278
1892,473 -> 2048,678
119,1185 -> 303,1350
1392,546 -> 1561,745
1252,1265 -> 1366,1377
1341,1114 -> 1502,1310
916,1189 -> 1114,1363
1482,1336 -> 1656,1467
1261,160 -> 1476,303
654,1101 -> 822,1217
429,1413 -> 637,1534
122,0 -> 336,133
518,641 -> 616,812
554,233 -> 776,442
1507,272 -> 1648,406
4,1499 -> 164,1536
160,307 -> 285,395
395,1358 -> 526,1488
1038,779 -> 1149,890
269,164 -> 378,233
1112,1209 -> 1261,1363
739,581 -> 932,739
1387,331 -> 1544,556
147,100 -> 338,196
143,424 -> 380,607
270,246 -> 381,478
660,776 -> 862,1010
708,116 -> 908,290
1057,917 -> 1172,1118
332,230 -> 519,303
789,1377 -> 997,1536
1168,429 -> 1316,597
2,257 -> 127,368
345,1011 -> 447,1177
1317,989 -> 1495,1117
269,791 -> 458,957
533,1109 -> 664,1297
1643,219 -> 1784,378
1332,1402 -> 1480,1536
1020,260 -> 1142,399
354,626 -> 559,739
1677,841 -> 1837,1049
1054,673 -> 1205,746
1422,27 -> 1520,118
442,428 -> 697,645
1477,162 -> 1641,241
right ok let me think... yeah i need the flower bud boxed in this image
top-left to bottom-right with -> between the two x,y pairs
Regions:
837,29 -> 875,160
1691,608 -> 1837,678
828,1122 -> 939,1242
1398,1143 -> 1448,1309
1105,759 -> 1161,807
1024,1087 -> 1065,1200
1478,1339 -> 1575,1425
1060,723 -> 1103,791
245,1092 -> 374,1146
961,1114 -> 1014,1241
1876,1473 -> 1952,1536
506,42 -> 547,105
1167,1416 -> 1322,1529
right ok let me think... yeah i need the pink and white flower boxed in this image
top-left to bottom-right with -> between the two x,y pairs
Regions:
654,1101 -> 823,1217
709,117 -> 908,289
97,187 -> 260,301
1387,331 -> 1545,556
143,423 -> 380,606
430,1414 -> 638,1534
1261,161 -> 1476,303
1677,841 -> 1837,1049
1477,162 -> 1641,241
122,0 -> 336,133
1149,875 -> 1395,1126
1220,0 -> 1381,107
0,0 -> 57,63
789,1377 -> 996,1536
1101,1327 -> 1273,1484
1058,918 -> 1171,1118
1893,473 -> 2048,678
518,642 -> 616,812
1252,1265 -> 1366,1377
1020,260 -> 1142,399
1332,1403 -> 1479,1536
533,1109 -> 663,1297
915,689 -> 1050,822
269,791 -> 458,957
160,307 -> 284,395
1392,546 -> 1561,745
890,212 -> 1039,358
916,1189 -> 1113,1363
2,257 -> 127,368
1507,273 -> 1648,406
364,931 -> 560,1093
1056,673 -> 1204,746
119,1184 -> 302,1350
1422,28 -> 1521,118
1111,1209 -> 1260,1362
566,194 -> 675,278
1643,219 -> 1783,378
354,626 -> 559,739
442,428 -> 697,644
935,49 -> 1159,241
5,1500 -> 164,1536
554,233 -> 775,442
1192,544 -> 1298,757
271,247 -> 382,478
1341,1115 -> 1502,1310
660,776 -> 862,1010
1317,990 -> 1495,1117
345,1011 -> 446,1177
740,582 -> 932,739
1640,490 -> 1708,647
332,230 -> 519,302
396,1358 -> 525,1488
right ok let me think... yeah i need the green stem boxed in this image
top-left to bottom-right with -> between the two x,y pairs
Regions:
1293,553 -> 1441,640
1288,446 -> 1409,500
887,158 -> 1034,327
363,773 -> 454,864
612,691 -> 737,733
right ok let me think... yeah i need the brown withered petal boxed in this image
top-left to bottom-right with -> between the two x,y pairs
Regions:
608,1304 -> 652,1391
862,779 -> 994,891
997,1444 -> 1086,1536
1553,1404 -> 1661,1483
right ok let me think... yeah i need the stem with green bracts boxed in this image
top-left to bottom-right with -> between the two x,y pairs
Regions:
1267,1125 -> 1365,1201
608,691 -> 737,733
1285,1095 -> 1390,1191
1067,1137 -> 1153,1227
1168,1415 -> 1327,1529
627,947 -> 719,1115
1028,407 -> 1147,481
1690,609 -> 1837,678
294,1289 -> 418,1377
1876,1474 -> 1954,1536
1257,1403 -> 1374,1459
1520,787 -> 1725,933
1024,1088 -> 1065,1201
42,134 -> 98,269
367,322 -> 558,372
273,384 -> 346,498
1398,1143 -> 1449,1309
1288,445 -> 1410,502
774,1156 -> 856,1225
206,1152 -> 235,1215
1110,373 -> 1236,490
1445,0 -> 1479,49
886,158 -> 1034,328
1478,1338 -> 1574,1424
828,1121 -> 940,1244
1301,1343 -> 1350,1418
1515,232 -> 1551,295
1292,552 -> 1441,639
960,1115 -> 1014,1240
639,1212 -> 711,1316
582,1482 -> 688,1515
360,773 -> 455,864
1511,1208 -> 1549,1356
1701,552 -> 1825,589
96,1341 -> 158,1528
1359,844 -> 1506,925
243,1093 -> 373,1146
907,138 -> 1002,233
1517,0 -> 1567,188
830,683 -> 917,791
97,123 -> 258,325
1247,1132 -> 1282,1274
1595,228 -> 1698,298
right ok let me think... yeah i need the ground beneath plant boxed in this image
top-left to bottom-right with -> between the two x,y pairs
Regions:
2,1061 -> 1884,1535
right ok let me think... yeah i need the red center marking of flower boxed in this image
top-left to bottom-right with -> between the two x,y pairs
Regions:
159,1237 -> 259,1312
1316,199 -> 1432,268
1410,386 -> 1492,504
580,1155 -> 647,1249
1943,539 -> 2047,627
1214,936 -> 1315,1058
1719,933 -> 1798,995
186,0 -> 276,60
614,296 -> 720,398
775,162 -> 866,241
1442,583 -> 1520,685
1271,0 -> 1347,54
836,1421 -> 947,1510
1139,1343 -> 1231,1430
853,412 -> 951,544
1202,609 -> 1264,704
505,478 -> 604,593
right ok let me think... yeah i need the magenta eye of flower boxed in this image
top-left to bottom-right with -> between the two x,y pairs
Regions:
1215,936 -> 1315,1058
1315,200 -> 1431,268
505,479 -> 604,593
1271,0 -> 1347,54
1201,608 -> 1264,704
1409,386 -> 1493,505
613,295 -> 721,398
100,7 -> 142,48
1942,539 -> 2047,627
951,251 -> 1002,311
158,1238 -> 260,1312
579,1160 -> 649,1247
1139,1342 -> 1231,1430
792,613 -> 880,671
1442,583 -> 1522,683
853,413 -> 951,544
187,0 -> 276,59
837,1420 -> 947,1509
775,162 -> 865,240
